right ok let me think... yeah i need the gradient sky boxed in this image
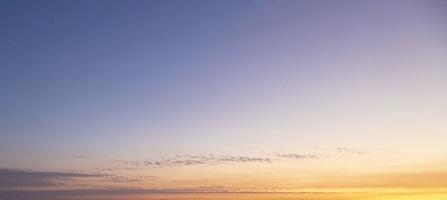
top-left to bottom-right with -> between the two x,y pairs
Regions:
1,0 -> 447,200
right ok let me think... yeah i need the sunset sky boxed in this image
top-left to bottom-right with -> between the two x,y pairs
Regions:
1,0 -> 447,199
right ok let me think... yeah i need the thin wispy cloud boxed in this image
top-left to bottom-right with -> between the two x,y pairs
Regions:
275,147 -> 369,160
331,147 -> 366,155
110,148 -> 375,169
100,174 -> 157,183
73,155 -> 89,159
112,154 -> 273,169
275,153 -> 326,160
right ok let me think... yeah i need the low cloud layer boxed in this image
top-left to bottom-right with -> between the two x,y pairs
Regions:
0,168 -> 156,189
3,167 -> 447,200
0,168 -> 103,188
0,186 -> 277,200
0,187 -> 347,200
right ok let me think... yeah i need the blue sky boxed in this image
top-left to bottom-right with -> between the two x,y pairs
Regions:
2,0 -> 447,165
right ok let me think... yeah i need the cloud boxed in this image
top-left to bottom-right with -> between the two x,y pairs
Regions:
112,154 -> 273,169
3,167 -> 447,199
0,168 -> 102,188
0,187 -> 247,200
0,188 -> 230,200
275,153 -> 325,160
0,168 -> 155,188
276,147 -> 371,160
0,186 -> 345,200
100,174 -> 157,183
111,148 -> 371,169
331,147 -> 366,155
74,155 -> 89,159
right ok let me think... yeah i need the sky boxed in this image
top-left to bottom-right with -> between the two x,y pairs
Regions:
0,0 -> 447,199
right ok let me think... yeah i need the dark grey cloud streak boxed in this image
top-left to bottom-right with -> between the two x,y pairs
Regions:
0,168 -> 154,189
0,168 -> 102,188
